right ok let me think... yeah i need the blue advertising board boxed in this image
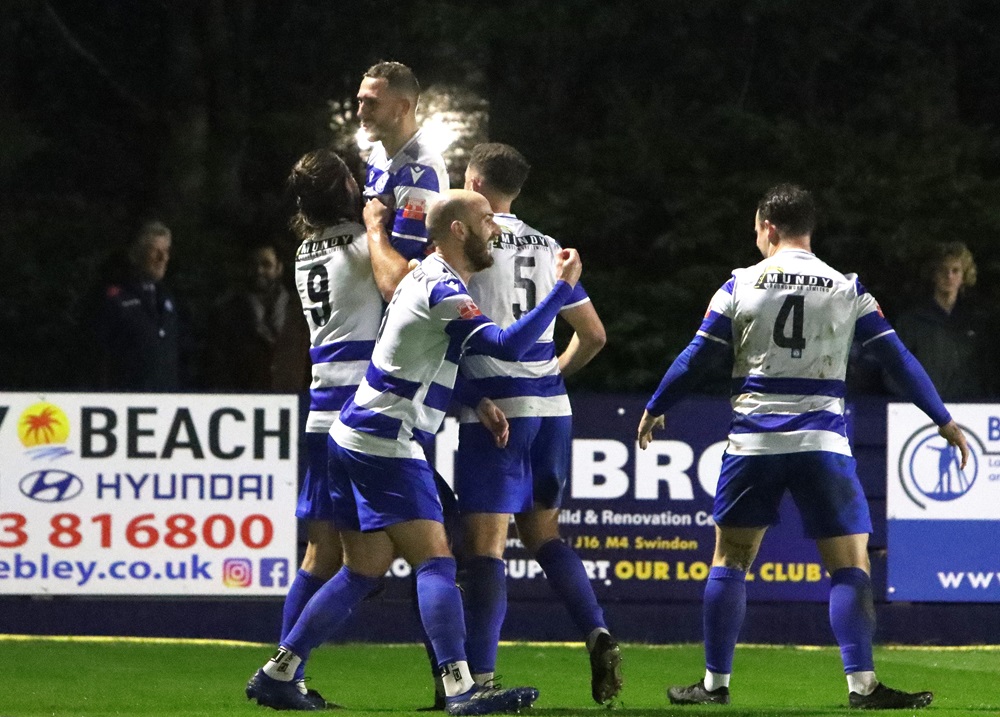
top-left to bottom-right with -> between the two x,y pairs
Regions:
395,394 -> 832,603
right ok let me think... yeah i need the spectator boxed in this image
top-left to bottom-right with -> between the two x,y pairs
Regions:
888,242 -> 987,400
205,242 -> 310,391
91,220 -> 186,391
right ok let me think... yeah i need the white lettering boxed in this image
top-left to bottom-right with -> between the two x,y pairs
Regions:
937,572 -> 965,588
633,440 -> 694,500
434,417 -> 459,489
571,440 -> 629,499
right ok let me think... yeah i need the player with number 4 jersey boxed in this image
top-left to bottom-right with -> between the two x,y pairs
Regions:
638,184 -> 968,711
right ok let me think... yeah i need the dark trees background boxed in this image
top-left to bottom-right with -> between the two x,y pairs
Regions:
2,0 -> 998,392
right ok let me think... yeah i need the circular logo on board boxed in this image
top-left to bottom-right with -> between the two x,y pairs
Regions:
897,424 -> 981,509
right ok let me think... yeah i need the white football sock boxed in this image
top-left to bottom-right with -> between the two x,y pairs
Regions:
473,671 -> 495,686
262,647 -> 301,682
847,671 -> 877,695
441,661 -> 476,697
704,669 -> 730,691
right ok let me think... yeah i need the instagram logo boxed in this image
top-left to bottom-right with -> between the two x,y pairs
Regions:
222,558 -> 253,588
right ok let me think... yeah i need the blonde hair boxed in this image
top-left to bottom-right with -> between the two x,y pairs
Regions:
926,241 -> 977,289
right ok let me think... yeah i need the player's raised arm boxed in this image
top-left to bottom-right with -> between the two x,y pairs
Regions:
463,251 -> 580,361
364,198 -> 413,301
555,248 -> 582,287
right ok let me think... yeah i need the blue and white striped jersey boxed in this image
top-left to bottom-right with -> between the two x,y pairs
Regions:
698,249 -> 893,456
363,129 -> 449,261
295,221 -> 384,433
331,254 -> 494,460
460,213 -> 590,421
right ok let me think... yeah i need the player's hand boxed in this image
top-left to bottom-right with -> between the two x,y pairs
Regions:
476,398 -> 509,449
555,248 -> 582,287
637,409 -> 664,450
407,258 -> 420,271
938,420 -> 970,469
363,197 -> 391,230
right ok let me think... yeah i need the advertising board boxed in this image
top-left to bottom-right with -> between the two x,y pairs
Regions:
0,393 -> 299,595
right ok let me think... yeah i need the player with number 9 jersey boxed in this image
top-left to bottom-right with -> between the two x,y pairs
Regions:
295,223 -> 383,435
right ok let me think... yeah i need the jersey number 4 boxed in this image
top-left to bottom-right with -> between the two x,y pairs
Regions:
773,294 -> 805,358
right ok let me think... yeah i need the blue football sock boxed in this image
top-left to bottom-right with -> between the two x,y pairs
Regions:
463,556 -> 507,674
703,566 -> 746,674
829,567 -> 876,673
535,539 -> 606,636
282,566 -> 380,662
411,572 -> 441,679
416,557 -> 467,668
281,569 -> 327,681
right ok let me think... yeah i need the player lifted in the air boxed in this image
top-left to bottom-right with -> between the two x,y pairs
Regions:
358,61 -> 449,263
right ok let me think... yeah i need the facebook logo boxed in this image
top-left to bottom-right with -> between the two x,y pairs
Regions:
260,558 -> 290,588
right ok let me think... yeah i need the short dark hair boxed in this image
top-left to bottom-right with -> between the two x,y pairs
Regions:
468,143 -> 531,196
288,149 -> 357,239
757,184 -> 816,237
364,61 -> 420,100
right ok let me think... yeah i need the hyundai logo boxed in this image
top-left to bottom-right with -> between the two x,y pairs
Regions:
19,469 -> 84,503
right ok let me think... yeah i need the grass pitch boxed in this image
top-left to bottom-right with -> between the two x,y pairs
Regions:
3,636 -> 997,717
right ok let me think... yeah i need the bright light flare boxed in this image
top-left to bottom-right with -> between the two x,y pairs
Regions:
419,113 -> 460,154
355,127 -> 373,152
354,112 -> 460,154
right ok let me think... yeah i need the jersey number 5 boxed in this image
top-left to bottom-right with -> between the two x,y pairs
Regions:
512,256 -> 537,320
773,294 -> 805,357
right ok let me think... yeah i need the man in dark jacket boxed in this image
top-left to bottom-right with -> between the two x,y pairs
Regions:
93,220 -> 183,391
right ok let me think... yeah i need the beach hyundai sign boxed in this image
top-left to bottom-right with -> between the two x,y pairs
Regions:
0,393 -> 298,595
886,403 -> 1000,602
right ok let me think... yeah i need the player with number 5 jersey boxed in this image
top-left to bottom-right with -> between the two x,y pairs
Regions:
456,144 -> 620,705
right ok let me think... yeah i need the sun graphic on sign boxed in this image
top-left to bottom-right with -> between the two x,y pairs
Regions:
18,402 -> 70,447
